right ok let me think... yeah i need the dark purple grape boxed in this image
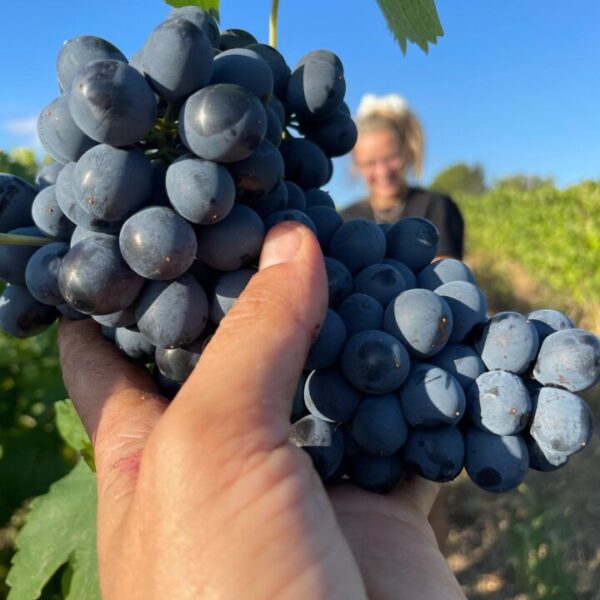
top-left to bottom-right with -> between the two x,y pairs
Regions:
141,17 -> 213,102
211,48 -> 273,104
466,370 -> 531,435
119,206 -> 197,280
58,236 -> 144,315
403,427 -> 465,482
69,59 -> 157,146
400,363 -> 465,429
341,329 -> 410,395
533,328 -> 600,392
179,84 -> 267,163
464,427 -> 528,493
57,35 -> 127,91
0,284 -> 57,338
0,174 -> 36,232
350,394 -> 408,455
135,274 -> 208,348
304,368 -> 361,424
384,289 -> 453,358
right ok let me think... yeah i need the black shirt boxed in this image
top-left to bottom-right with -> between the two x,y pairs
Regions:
339,187 -> 464,260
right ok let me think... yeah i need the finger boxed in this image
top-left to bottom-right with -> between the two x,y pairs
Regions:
58,318 -> 161,442
58,318 -> 168,537
164,221 -> 327,454
392,471 -> 440,517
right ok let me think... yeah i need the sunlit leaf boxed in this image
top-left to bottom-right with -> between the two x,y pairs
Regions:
55,400 -> 88,453
164,0 -> 220,22
55,400 -> 96,471
6,461 -> 99,600
376,0 -> 443,54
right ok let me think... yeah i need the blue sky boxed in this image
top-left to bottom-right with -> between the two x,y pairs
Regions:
0,0 -> 598,207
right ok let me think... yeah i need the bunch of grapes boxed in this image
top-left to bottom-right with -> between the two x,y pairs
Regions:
288,215 -> 598,493
0,6 -> 597,496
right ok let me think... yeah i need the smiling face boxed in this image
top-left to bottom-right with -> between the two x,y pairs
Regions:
353,127 -> 408,200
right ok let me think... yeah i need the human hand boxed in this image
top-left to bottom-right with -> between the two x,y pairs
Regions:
59,222 -> 465,600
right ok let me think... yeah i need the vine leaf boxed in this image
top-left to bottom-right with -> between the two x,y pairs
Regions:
6,461 -> 99,600
55,400 -> 88,453
55,399 -> 96,471
376,0 -> 444,54
164,0 -> 220,21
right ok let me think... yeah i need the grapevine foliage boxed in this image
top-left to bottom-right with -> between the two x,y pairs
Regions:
164,0 -> 220,20
376,0 -> 444,53
6,403 -> 99,600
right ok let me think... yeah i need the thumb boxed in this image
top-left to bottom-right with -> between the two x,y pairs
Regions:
165,221 -> 328,452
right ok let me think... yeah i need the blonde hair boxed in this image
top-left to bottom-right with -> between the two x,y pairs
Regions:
354,94 -> 425,178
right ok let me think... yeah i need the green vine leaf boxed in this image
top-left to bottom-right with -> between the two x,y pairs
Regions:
6,461 -> 99,600
164,0 -> 220,22
55,400 -> 88,453
376,0 -> 444,54
55,400 -> 96,472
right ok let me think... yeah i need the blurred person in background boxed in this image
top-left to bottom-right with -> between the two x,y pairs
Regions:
341,93 -> 464,261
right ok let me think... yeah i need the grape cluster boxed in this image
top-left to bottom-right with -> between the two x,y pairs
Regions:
0,7 -> 351,339
290,219 -> 598,493
0,7 -> 597,496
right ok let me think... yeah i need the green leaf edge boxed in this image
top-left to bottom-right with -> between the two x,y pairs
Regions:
6,461 -> 99,600
163,0 -> 220,22
376,0 -> 444,54
55,400 -> 96,472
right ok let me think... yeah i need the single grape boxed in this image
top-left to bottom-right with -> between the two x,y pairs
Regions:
69,59 -> 157,146
417,258 -> 475,291
179,83 -> 267,163
385,217 -> 439,271
464,427 -> 529,493
400,363 -> 465,429
58,236 -> 144,315
25,241 -> 69,305
56,35 -> 127,91
340,329 -> 410,394
0,284 -> 57,338
304,368 -> 361,424
384,289 -> 453,358
141,18 -> 213,102
119,206 -> 197,280
73,144 -> 153,221
403,427 -> 465,482
166,156 -> 235,225
529,387 -> 593,457
350,394 -> 408,455
337,293 -> 383,335
474,311 -> 539,374
0,174 -> 37,232
466,370 -> 531,435
135,274 -> 209,348
533,328 -> 600,392
195,204 -> 265,271
211,48 -> 274,104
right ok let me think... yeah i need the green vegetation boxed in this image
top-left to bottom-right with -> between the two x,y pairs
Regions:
430,162 -> 487,197
507,484 -> 577,600
456,181 -> 600,330
0,149 -> 41,185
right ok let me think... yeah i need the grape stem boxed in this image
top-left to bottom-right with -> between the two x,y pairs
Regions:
270,0 -> 280,48
0,233 -> 53,247
164,103 -> 179,126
